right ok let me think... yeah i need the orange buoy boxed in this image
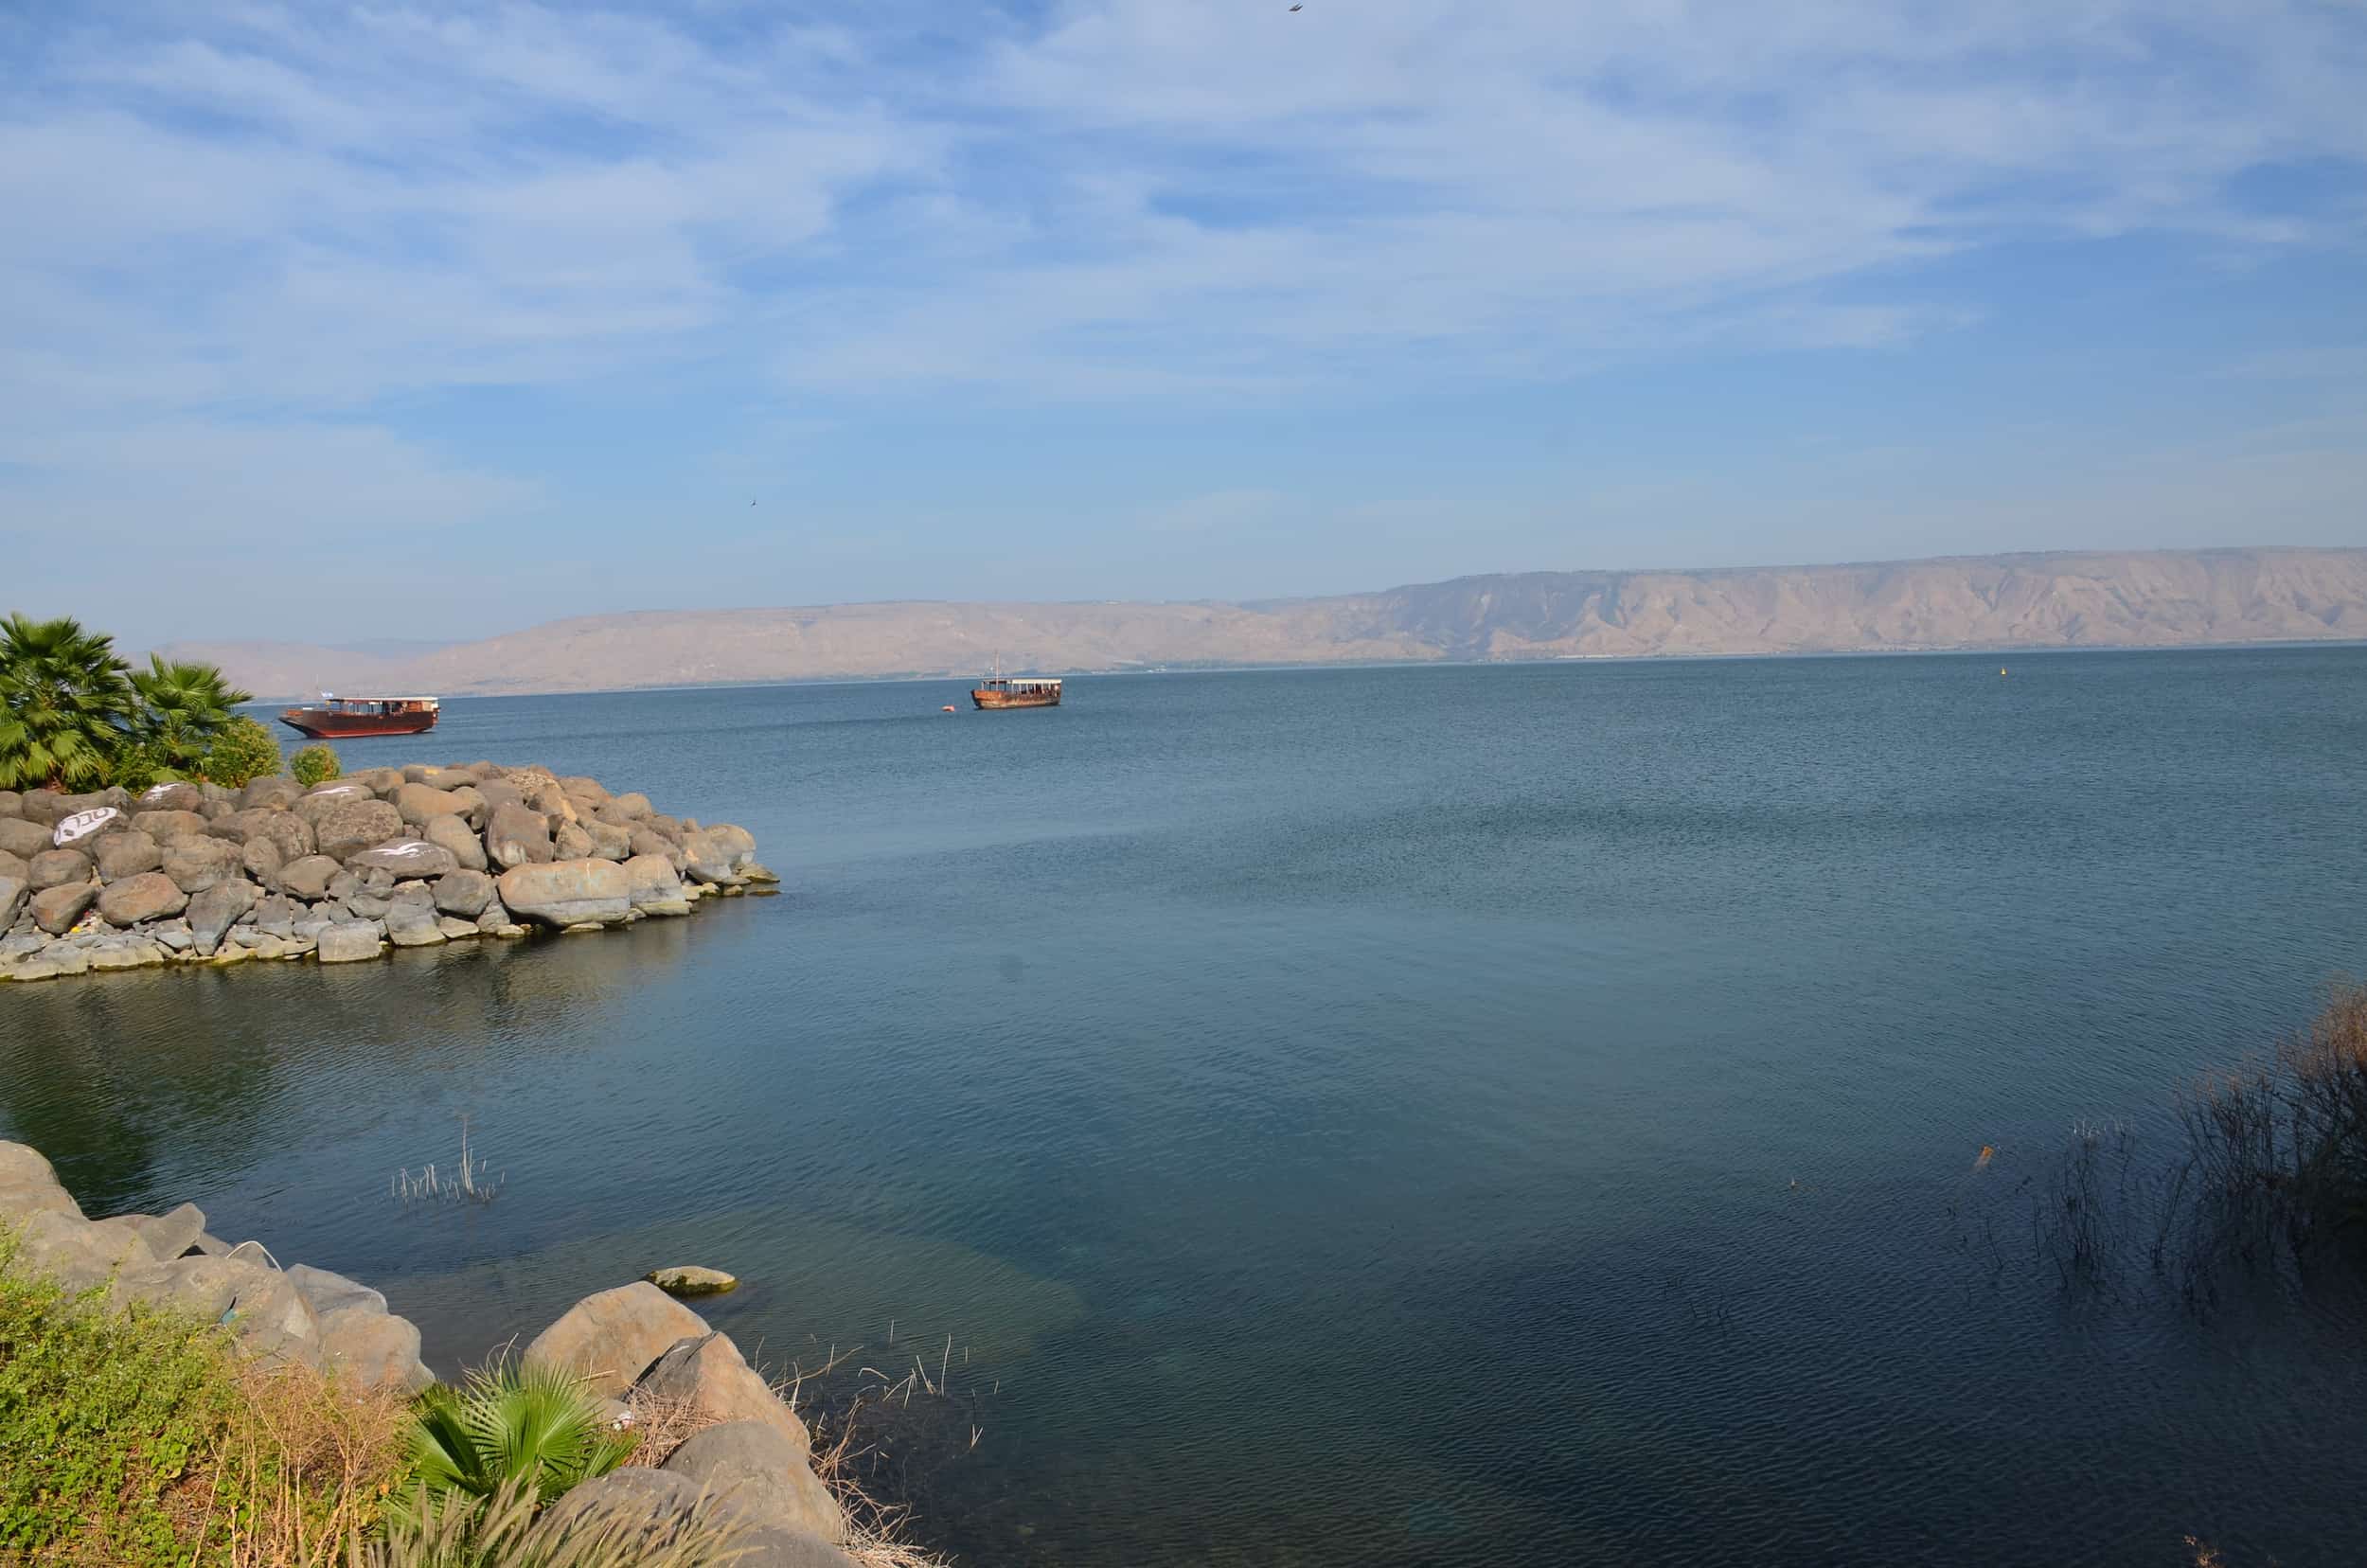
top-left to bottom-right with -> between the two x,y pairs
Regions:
941,704 -> 956,712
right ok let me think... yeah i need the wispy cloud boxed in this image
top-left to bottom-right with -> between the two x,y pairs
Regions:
1,0 -> 2362,637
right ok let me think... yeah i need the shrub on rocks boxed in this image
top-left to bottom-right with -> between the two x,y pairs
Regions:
197,717 -> 282,791
290,743 -> 341,788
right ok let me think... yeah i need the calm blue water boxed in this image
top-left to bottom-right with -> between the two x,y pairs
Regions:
7,650 -> 2367,1566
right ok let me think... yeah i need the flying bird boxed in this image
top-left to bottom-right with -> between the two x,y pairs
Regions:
1290,4 -> 1303,9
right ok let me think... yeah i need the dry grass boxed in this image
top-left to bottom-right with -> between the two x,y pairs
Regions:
199,1358 -> 416,1567
620,1386 -> 724,1470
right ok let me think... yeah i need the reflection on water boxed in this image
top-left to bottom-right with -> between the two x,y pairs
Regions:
6,650 -> 2367,1566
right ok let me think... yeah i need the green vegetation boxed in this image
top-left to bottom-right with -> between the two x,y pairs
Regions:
0,1230 -> 411,1566
198,716 -> 284,791
401,1357 -> 634,1516
365,1477 -> 749,1568
0,614 -> 258,792
290,743 -> 343,789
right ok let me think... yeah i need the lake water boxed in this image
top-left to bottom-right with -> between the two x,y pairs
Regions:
7,650 -> 2367,1566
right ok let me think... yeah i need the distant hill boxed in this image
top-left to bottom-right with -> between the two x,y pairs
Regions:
159,547 -> 2367,699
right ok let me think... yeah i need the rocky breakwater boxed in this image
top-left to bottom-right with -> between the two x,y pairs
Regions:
4,1137 -> 866,1567
0,763 -> 777,982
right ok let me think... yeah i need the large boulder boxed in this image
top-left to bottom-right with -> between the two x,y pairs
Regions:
30,882 -> 97,935
632,1331 -> 811,1454
607,792 -> 654,821
129,1202 -> 208,1261
277,855 -> 343,900
496,859 -> 629,928
433,869 -> 495,918
585,820 -> 633,862
0,847 -> 26,882
484,801 -> 553,869
3,1209 -> 151,1293
422,811 -> 488,871
287,1265 -> 432,1390
130,809 -> 209,844
0,874 -> 25,931
95,830 -> 163,882
294,783 -> 377,829
662,1419 -> 844,1545
383,902 -> 446,947
347,839 -> 460,881
240,776 -> 304,811
523,1282 -> 711,1399
51,805 -> 124,847
161,836 -> 241,893
394,781 -> 470,829
553,821 -> 596,861
316,922 -> 383,964
97,871 -> 187,926
622,854 -> 689,917
0,1142 -> 81,1221
27,846 -> 91,891
187,880 -> 258,956
133,781 -> 205,813
242,836 -> 285,886
559,775 -> 611,806
0,818 -> 50,859
316,798 -> 403,862
682,826 -> 758,882
213,809 -> 312,861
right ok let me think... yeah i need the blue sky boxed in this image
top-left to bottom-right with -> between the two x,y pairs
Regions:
3,0 -> 2363,646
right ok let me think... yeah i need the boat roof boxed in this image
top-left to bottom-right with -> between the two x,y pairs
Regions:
306,694 -> 440,703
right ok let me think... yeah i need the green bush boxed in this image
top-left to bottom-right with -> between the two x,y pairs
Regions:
401,1356 -> 635,1516
291,742 -> 343,788
198,714 -> 283,789
0,1245 -> 229,1561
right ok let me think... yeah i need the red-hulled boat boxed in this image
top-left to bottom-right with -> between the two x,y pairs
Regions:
277,695 -> 441,739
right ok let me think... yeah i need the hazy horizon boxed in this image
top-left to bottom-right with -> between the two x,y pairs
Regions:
5,2 -> 2365,650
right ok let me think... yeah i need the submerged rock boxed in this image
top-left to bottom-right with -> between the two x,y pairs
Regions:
644,1265 -> 738,1297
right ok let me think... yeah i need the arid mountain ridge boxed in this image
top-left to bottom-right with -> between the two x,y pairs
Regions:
159,547 -> 2367,699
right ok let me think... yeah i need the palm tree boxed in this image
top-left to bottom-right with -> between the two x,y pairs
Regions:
0,614 -> 134,791
400,1357 -> 637,1518
128,653 -> 254,777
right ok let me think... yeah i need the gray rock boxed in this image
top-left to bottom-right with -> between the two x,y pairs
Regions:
0,788 -> 17,817
316,922 -> 384,964
240,776 -> 304,811
422,811 -> 489,871
187,880 -> 258,955
250,895 -> 297,937
110,1254 -> 251,1320
287,1263 -> 385,1318
95,831 -> 163,882
277,855 -> 342,900
89,936 -> 167,971
348,838 -> 460,881
96,872 -> 187,926
129,1202 -> 207,1261
50,805 -> 124,847
495,859 -> 631,928
622,854 -> 690,917
484,801 -> 554,869
474,778 -> 528,815
4,1208 -> 150,1292
0,1142 -> 83,1221
394,781 -> 471,829
344,888 -> 393,919
553,820 -> 596,861
316,798 -> 404,862
434,868 -> 495,918
586,820 -> 634,862
241,835 -> 285,886
133,780 -> 205,813
662,1419 -> 844,1544
161,836 -> 241,893
130,809 -> 210,844
528,1469 -> 849,1568
0,846 -> 26,882
383,902 -> 446,947
27,846 -> 91,891
645,1265 -> 737,1296
683,825 -> 759,882
0,818 -> 51,860
221,1267 -> 318,1361
391,880 -> 436,907
607,792 -> 654,821
294,783 -> 377,829
632,1331 -> 811,1453
0,874 -> 24,931
9,944 -> 90,979
524,1281 -> 711,1399
318,1307 -> 434,1391
436,915 -> 477,939
151,918 -> 195,952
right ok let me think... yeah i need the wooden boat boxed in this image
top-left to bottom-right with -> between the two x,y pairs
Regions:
277,694 -> 440,738
970,675 -> 1061,710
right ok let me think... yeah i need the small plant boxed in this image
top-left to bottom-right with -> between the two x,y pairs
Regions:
200,713 -> 284,788
400,1357 -> 636,1516
394,1118 -> 505,1208
292,742 -> 344,788
363,1475 -> 753,1568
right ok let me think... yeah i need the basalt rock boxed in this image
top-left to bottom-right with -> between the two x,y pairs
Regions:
96,830 -> 163,882
423,811 -> 488,871
277,855 -> 343,900
348,838 -> 461,881
0,819 -> 51,859
162,836 -> 241,893
496,859 -> 630,928
27,846 -> 91,891
485,801 -> 554,869
433,868 -> 495,918
97,872 -> 187,927
131,809 -> 210,844
187,880 -> 258,956
316,798 -> 404,862
29,882 -> 98,935
524,1282 -> 711,1399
